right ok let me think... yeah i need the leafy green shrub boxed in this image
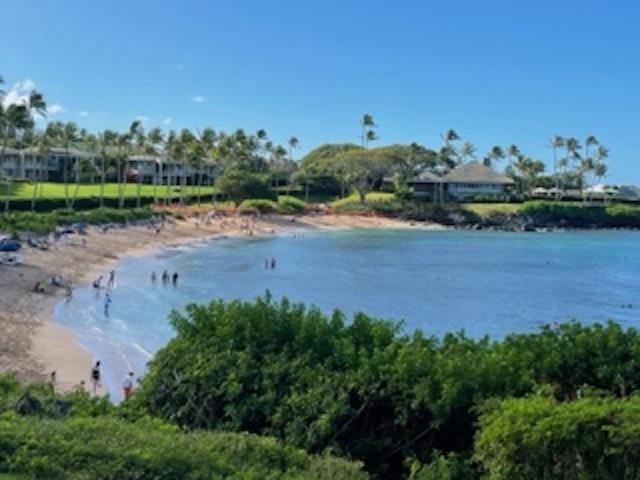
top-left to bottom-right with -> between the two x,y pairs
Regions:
277,195 -> 307,213
239,198 -> 279,214
0,415 -> 367,479
475,395 -> 640,479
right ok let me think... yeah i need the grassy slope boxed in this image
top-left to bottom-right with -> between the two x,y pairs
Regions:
3,182 -> 216,199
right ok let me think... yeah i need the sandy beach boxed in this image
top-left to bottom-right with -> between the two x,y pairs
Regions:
0,209 -> 441,392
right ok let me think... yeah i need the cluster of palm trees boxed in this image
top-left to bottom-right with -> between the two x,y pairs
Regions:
548,134 -> 609,197
0,75 -> 47,211
430,128 -> 609,195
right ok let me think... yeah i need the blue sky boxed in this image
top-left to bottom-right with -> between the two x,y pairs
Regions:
2,0 -> 639,183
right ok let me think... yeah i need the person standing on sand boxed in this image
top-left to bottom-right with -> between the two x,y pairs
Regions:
122,371 -> 134,400
90,361 -> 101,394
172,272 -> 178,286
108,270 -> 115,289
151,271 -> 157,284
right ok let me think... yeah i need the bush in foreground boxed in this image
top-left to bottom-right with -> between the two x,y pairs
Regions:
135,296 -> 640,479
0,374 -> 366,479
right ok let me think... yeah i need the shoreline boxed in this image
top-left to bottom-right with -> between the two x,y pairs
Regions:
0,210 -> 440,393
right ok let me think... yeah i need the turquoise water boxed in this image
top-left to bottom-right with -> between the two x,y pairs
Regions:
54,229 -> 640,400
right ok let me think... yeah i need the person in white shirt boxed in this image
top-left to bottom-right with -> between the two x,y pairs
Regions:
122,371 -> 134,400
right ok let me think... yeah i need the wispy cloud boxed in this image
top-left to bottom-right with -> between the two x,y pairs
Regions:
191,95 -> 205,103
162,116 -> 173,125
135,115 -> 150,124
48,103 -> 64,115
78,111 -> 90,118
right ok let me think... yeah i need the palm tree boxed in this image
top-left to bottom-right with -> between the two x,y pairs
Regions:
484,145 -> 505,168
360,114 -> 377,147
437,129 -> 461,202
593,161 -> 607,187
146,127 -> 165,204
30,132 -> 53,210
178,129 -> 195,204
580,135 -> 599,197
593,145 -> 609,195
506,144 -> 521,171
48,122 -> 80,209
548,135 -> 564,199
164,130 -> 178,206
459,141 -> 476,163
98,130 -> 118,207
0,87 -> 46,212
562,137 -> 581,193
287,136 -> 299,162
197,128 -> 216,206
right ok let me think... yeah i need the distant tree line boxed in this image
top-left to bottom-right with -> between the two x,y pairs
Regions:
1,74 -> 611,210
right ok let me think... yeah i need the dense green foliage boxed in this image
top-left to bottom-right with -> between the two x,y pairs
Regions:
0,207 -> 160,235
475,395 -> 640,479
135,296 -> 640,478
522,201 -> 640,228
0,374 -> 366,479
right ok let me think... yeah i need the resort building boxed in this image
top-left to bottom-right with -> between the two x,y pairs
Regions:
0,149 -> 217,186
408,162 -> 515,201
442,162 -> 515,200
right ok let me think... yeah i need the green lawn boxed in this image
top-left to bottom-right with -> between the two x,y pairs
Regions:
462,202 -> 524,216
330,192 -> 396,208
2,181 -> 217,199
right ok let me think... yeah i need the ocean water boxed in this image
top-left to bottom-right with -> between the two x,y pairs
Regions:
54,228 -> 640,400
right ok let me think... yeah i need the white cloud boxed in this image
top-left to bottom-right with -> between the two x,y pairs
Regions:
2,79 -> 64,120
162,116 -> 173,125
2,78 -> 37,108
48,103 -> 64,115
78,111 -> 90,118
135,115 -> 150,123
191,95 -> 205,103
176,64 -> 184,71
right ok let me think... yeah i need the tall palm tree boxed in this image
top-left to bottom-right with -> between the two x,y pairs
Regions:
484,145 -> 505,168
133,127 -> 147,208
98,130 -> 118,207
178,129 -> 195,205
360,113 -> 377,147
197,128 -> 216,206
30,132 -> 53,210
593,145 -> 610,195
60,122 -> 80,209
146,127 -> 165,204
287,136 -> 299,162
548,135 -> 564,199
562,137 -> 581,193
0,87 -> 46,212
580,135 -> 599,197
437,129 -> 461,202
506,144 -> 521,171
459,141 -> 476,163
164,130 -> 178,206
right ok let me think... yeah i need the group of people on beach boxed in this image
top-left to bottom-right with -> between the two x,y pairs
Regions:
88,361 -> 135,400
33,274 -> 73,298
90,270 -> 116,316
151,270 -> 179,286
92,270 -> 116,291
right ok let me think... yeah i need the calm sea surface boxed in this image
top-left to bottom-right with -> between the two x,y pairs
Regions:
54,228 -> 640,399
